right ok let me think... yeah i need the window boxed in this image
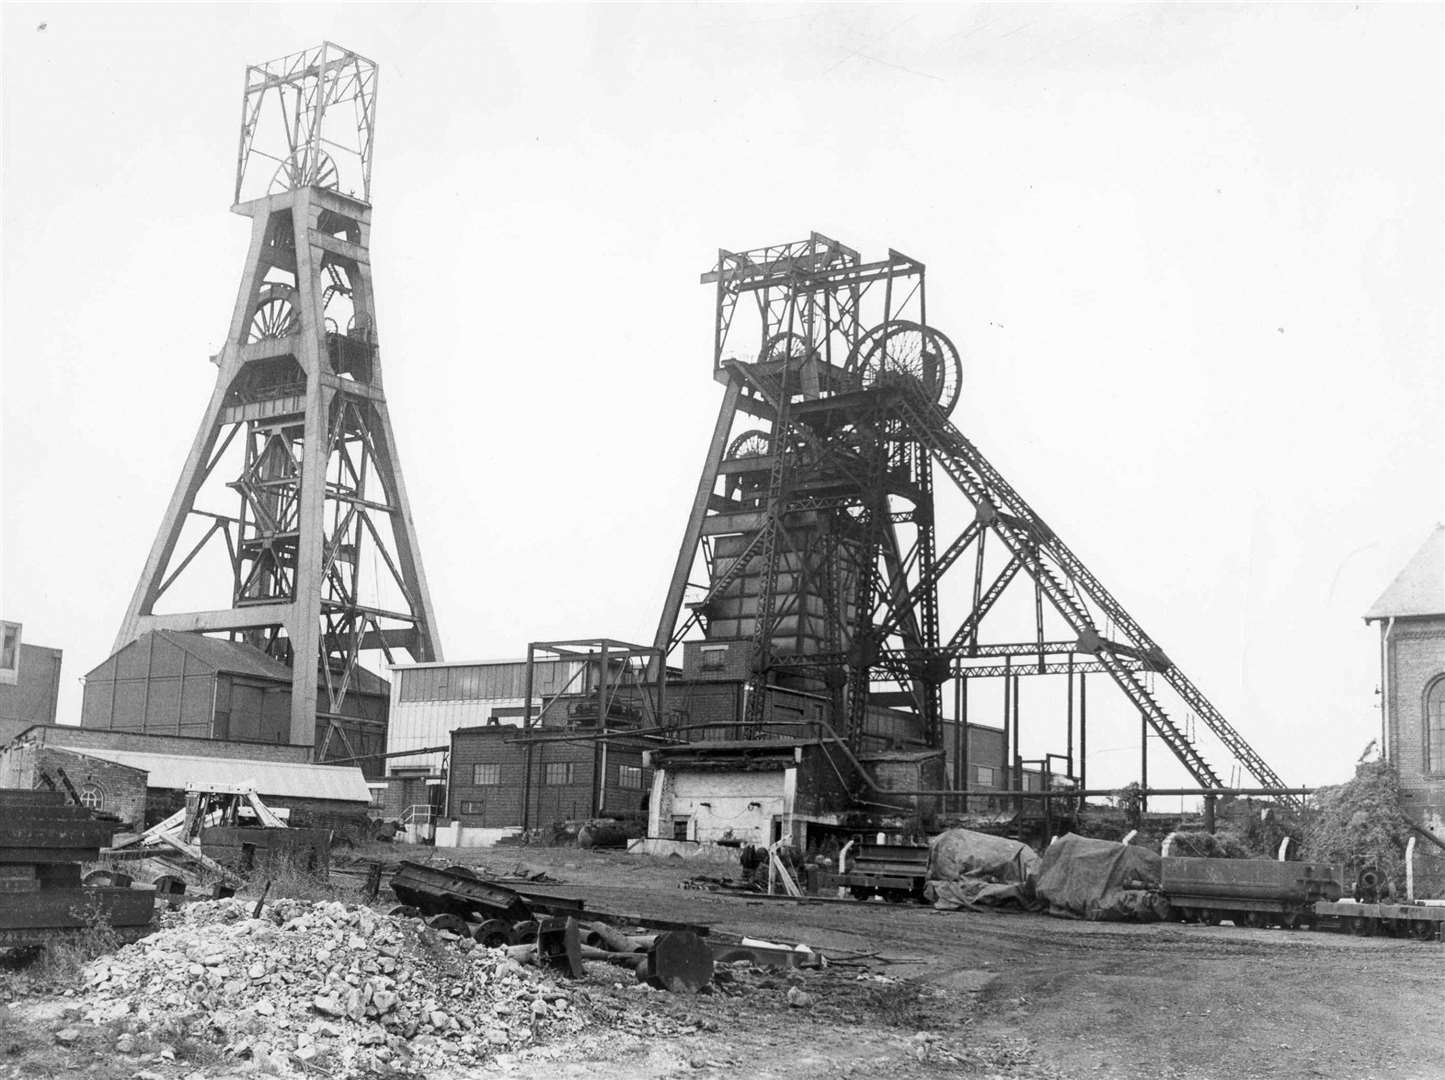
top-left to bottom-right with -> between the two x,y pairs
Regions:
1427,677 -> 1445,774
472,763 -> 501,786
543,762 -> 575,786
459,800 -> 485,815
672,817 -> 690,841
0,622 -> 18,685
78,784 -> 103,810
367,787 -> 387,809
618,765 -> 644,790
974,765 -> 997,788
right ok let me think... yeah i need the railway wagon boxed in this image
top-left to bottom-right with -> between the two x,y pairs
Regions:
1315,899 -> 1445,940
1162,856 -> 1342,928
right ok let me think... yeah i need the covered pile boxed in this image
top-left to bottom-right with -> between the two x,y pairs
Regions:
79,897 -> 589,1077
1035,833 -> 1169,921
923,828 -> 1041,911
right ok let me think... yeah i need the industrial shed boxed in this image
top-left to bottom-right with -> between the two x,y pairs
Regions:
385,656 -> 600,777
0,724 -> 372,829
80,630 -> 390,776
445,724 -> 653,836
645,736 -> 854,848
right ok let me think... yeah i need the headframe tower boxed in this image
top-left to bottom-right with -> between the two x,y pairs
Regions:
115,43 -> 441,759
655,232 -> 1296,807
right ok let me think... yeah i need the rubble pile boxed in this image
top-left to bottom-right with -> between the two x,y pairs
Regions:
78,898 -> 590,1077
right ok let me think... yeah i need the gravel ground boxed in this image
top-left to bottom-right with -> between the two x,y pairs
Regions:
1,844 -> 1440,1079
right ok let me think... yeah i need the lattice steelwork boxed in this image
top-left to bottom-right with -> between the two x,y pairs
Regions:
655,231 -> 1295,806
116,43 -> 441,758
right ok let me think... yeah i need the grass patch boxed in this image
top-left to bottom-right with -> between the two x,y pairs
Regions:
0,910 -> 123,999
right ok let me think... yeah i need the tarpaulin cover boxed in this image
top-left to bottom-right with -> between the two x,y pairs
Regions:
924,828 -> 1042,911
1034,832 -> 1171,921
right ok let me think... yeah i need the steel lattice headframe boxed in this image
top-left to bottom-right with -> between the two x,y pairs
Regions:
654,231 -> 1295,807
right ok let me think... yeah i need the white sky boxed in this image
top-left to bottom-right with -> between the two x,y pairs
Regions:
2,3 -> 1441,795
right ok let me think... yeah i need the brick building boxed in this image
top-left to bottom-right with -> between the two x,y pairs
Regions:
445,725 -> 653,832
1365,525 -> 1445,840
0,621 -> 63,744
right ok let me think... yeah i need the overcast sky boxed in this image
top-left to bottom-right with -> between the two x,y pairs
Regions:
2,3 -> 1440,795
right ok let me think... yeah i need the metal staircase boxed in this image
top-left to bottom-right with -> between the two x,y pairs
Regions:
893,386 -> 1295,805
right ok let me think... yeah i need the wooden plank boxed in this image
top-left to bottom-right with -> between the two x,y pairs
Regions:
0,887 -> 155,930
0,823 -> 116,847
0,847 -> 102,864
0,791 -> 68,808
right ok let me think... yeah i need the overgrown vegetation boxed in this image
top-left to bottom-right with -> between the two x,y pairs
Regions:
238,856 -> 360,904
0,908 -> 122,999
1302,762 -> 1412,886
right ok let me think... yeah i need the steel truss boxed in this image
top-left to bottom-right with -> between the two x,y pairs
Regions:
116,45 -> 440,754
655,232 -> 1294,807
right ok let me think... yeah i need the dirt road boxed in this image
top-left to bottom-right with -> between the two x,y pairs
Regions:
436,846 -> 1445,1080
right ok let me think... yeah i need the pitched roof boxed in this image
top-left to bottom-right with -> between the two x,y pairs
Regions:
93,632 -> 390,696
1365,525 -> 1445,620
156,630 -> 295,680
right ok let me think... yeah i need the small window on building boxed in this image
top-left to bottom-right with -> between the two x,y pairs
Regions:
618,765 -> 644,790
458,800 -> 485,815
0,622 -> 19,685
367,787 -> 387,809
1427,677 -> 1445,774
974,765 -> 997,788
78,784 -> 104,810
472,763 -> 501,786
672,817 -> 690,841
543,762 -> 574,786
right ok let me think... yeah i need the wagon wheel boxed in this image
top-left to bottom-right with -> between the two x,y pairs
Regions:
726,430 -> 772,459
248,283 -> 299,342
269,148 -> 340,194
851,320 -> 963,416
761,330 -> 818,366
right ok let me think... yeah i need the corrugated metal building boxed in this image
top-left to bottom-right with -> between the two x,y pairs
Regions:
81,630 -> 390,776
385,658 -> 590,777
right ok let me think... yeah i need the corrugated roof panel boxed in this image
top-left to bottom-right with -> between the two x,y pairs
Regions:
66,747 -> 371,803
1365,525 -> 1445,620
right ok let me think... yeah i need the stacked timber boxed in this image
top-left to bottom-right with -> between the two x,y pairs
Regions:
0,788 -> 154,947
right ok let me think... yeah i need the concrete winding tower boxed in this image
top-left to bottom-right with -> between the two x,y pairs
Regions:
113,43 -> 441,760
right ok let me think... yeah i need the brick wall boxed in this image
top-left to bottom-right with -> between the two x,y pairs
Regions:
1386,616 -> 1445,838
446,728 -> 651,829
32,747 -> 149,829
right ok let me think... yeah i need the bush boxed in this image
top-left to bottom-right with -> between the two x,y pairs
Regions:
1302,762 -> 1412,886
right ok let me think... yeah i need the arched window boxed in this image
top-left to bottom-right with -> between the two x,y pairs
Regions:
1427,677 -> 1445,775
78,784 -> 104,810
